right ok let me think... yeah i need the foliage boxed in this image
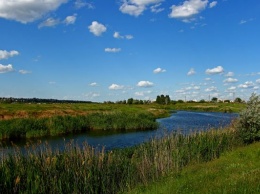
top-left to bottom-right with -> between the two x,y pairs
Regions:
156,95 -> 171,105
238,93 -> 260,143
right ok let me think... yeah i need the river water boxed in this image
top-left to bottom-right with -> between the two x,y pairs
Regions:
0,111 -> 238,154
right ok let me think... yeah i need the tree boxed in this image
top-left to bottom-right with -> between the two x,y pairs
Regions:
211,97 -> 218,102
156,95 -> 171,105
234,97 -> 242,103
127,98 -> 133,104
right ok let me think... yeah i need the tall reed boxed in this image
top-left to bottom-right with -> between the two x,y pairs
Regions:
0,125 -> 242,193
0,112 -> 158,141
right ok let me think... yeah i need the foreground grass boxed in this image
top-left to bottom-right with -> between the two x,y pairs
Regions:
131,142 -> 260,194
0,125 -> 243,193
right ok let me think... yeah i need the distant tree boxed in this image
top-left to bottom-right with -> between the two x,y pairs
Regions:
234,97 -> 242,103
211,97 -> 218,102
199,99 -> 206,103
224,99 -> 231,103
127,98 -> 133,104
156,95 -> 171,105
177,99 -> 184,103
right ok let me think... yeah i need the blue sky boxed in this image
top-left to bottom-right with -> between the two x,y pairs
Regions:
0,0 -> 260,102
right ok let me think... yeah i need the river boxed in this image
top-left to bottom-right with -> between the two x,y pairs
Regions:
0,111 -> 238,154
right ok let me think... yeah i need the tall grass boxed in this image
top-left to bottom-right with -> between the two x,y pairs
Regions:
0,112 -> 158,141
0,124 -> 243,193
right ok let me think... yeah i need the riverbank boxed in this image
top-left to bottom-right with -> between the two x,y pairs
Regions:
130,142 -> 260,194
0,123 -> 245,193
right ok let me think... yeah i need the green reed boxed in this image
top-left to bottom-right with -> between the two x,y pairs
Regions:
0,124 -> 243,194
0,112 -> 158,141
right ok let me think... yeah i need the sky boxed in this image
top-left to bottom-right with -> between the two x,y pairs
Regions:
0,0 -> 260,102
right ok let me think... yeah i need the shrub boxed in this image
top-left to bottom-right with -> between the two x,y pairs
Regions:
238,93 -> 260,143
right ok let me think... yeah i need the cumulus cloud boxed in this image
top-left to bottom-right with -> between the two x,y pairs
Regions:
64,14 -> 77,25
0,64 -> 14,73
137,81 -> 154,87
0,50 -> 19,60
223,78 -> 238,83
205,66 -> 224,75
89,82 -> 98,86
205,86 -> 218,92
225,72 -> 234,77
38,17 -> 60,28
109,84 -> 124,90
113,32 -> 134,39
88,21 -> 107,36
209,1 -> 217,8
119,0 -> 163,16
169,0 -> 208,19
187,68 -> 196,76
238,81 -> 255,89
19,70 -> 31,74
0,0 -> 67,23
227,86 -> 236,91
104,48 -> 121,53
256,79 -> 260,84
150,3 -> 164,13
75,0 -> 94,9
153,67 -> 166,74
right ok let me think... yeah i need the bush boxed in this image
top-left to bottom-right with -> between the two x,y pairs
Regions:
238,93 -> 260,143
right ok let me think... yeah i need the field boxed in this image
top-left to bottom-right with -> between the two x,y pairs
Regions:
0,101 -> 245,120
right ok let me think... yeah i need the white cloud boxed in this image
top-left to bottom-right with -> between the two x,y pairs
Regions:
209,1 -> 217,8
113,32 -> 134,39
227,86 -> 236,91
169,0 -> 208,19
125,34 -> 134,39
187,68 -> 196,76
75,0 -> 94,9
205,66 -> 224,75
89,82 -> 98,86
113,32 -> 124,39
205,77 -> 211,81
0,64 -> 14,73
238,81 -> 255,89
109,84 -> 124,90
225,72 -> 234,77
0,50 -> 19,60
119,2 -> 145,17
150,3 -> 164,13
135,90 -> 152,96
64,14 -> 77,25
137,81 -> 154,87
88,21 -> 107,36
205,86 -> 217,92
119,0 -> 163,16
104,48 -> 121,53
85,92 -> 100,98
19,70 -> 31,74
153,67 -> 166,74
38,17 -> 60,28
223,78 -> 238,83
256,79 -> 260,84
0,0 -> 67,23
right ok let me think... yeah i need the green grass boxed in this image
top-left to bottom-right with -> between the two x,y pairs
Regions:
0,112 -> 158,140
130,142 -> 260,194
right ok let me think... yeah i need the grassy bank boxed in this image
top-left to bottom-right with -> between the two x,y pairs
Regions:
0,112 -> 158,140
131,142 -> 260,194
0,124 -> 243,193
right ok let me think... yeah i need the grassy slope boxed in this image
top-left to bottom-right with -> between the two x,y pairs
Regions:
130,142 -> 260,194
